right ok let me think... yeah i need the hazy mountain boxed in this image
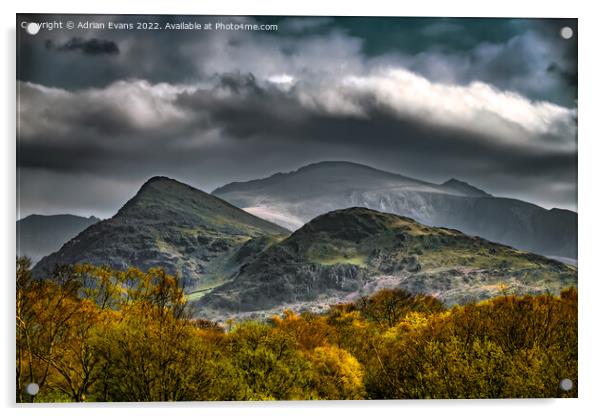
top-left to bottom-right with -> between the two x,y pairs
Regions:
33,177 -> 288,288
212,161 -> 577,259
17,214 -> 100,264
195,207 -> 577,318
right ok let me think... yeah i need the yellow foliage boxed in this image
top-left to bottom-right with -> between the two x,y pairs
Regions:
16,259 -> 578,402
307,346 -> 366,399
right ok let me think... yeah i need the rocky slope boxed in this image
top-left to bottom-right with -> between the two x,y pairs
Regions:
194,207 -> 577,318
33,177 -> 288,289
212,161 -> 577,259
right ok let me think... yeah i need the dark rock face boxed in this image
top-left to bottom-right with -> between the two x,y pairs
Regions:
213,161 -> 577,259
206,262 -> 366,312
33,177 -> 288,288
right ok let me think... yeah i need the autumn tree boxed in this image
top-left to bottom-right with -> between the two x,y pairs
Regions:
16,257 -> 577,402
306,345 -> 366,399
356,288 -> 444,327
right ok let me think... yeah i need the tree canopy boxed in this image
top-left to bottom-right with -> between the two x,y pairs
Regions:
16,258 -> 577,402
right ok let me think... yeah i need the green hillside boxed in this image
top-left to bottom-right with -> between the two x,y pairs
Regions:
197,207 -> 576,315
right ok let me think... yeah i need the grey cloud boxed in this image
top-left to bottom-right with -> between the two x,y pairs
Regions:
392,30 -> 576,106
17,72 -> 577,216
46,37 -> 120,55
18,15 -> 576,106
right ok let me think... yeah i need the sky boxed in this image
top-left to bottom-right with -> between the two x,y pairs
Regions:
17,15 -> 578,218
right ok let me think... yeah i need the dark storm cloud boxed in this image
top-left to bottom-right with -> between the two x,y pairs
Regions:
45,37 -> 120,55
17,67 -> 577,217
17,14 -> 211,89
16,15 -> 577,217
176,74 -> 575,186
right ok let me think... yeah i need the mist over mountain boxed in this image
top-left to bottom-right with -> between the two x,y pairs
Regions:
33,177 -> 288,288
213,161 -> 577,259
17,214 -> 100,264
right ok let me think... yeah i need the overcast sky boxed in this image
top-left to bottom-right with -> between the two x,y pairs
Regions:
17,15 -> 577,218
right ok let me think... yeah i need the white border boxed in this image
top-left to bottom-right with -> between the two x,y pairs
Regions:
3,1 -> 601,415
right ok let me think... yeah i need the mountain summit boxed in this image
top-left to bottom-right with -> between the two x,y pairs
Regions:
214,161 -> 443,201
115,176 -> 286,235
441,178 -> 491,198
33,177 -> 288,287
212,161 -> 576,259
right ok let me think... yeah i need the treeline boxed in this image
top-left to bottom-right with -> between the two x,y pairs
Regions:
16,258 -> 577,402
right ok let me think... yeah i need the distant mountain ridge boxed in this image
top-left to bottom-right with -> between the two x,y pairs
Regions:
17,214 -> 100,264
214,161 -> 455,198
212,161 -> 577,259
33,177 -> 288,288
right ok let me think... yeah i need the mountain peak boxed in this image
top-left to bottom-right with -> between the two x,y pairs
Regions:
129,176 -> 195,202
139,176 -> 188,191
291,161 -> 414,181
116,176 -> 208,217
293,207 -> 418,243
34,177 -> 288,284
212,161 -> 427,199
116,177 -> 287,235
441,178 -> 491,197
308,206 -> 415,226
296,160 -> 383,171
